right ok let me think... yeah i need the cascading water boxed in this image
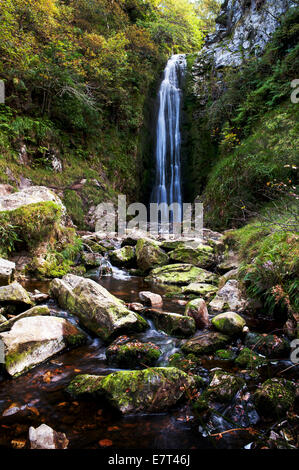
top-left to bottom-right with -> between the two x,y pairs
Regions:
151,54 -> 186,223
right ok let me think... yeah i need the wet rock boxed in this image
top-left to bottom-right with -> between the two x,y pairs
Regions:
50,274 -> 147,341
29,424 -> 69,449
81,252 -> 102,268
127,302 -> 144,312
145,309 -> 196,338
167,352 -> 203,375
67,368 -> 194,414
209,280 -> 247,313
0,258 -> 16,286
245,332 -> 290,358
185,298 -> 210,329
214,349 -> 236,361
224,390 -> 260,428
136,239 -> 169,272
168,243 -> 215,269
146,263 -> 216,286
0,305 -> 51,332
0,282 -> 34,312
110,246 -> 136,268
211,312 -> 246,336
207,369 -> 245,403
0,313 -> 6,323
106,336 -> 161,368
254,378 -> 296,418
0,315 -> 86,377
182,282 -> 218,299
139,291 -> 163,308
218,268 -> 239,288
235,347 -> 266,368
181,331 -> 229,355
30,290 -> 50,304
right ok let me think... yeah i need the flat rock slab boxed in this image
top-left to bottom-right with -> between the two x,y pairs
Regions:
0,186 -> 65,212
145,309 -> 196,338
181,331 -> 230,355
146,264 -> 217,286
66,367 -> 194,414
50,274 -> 147,341
0,315 -> 86,377
0,282 -> 34,310
182,283 -> 218,299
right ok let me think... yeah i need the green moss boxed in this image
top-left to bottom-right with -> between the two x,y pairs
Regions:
63,190 -> 85,229
214,349 -> 235,361
235,347 -> 265,368
168,352 -> 202,374
254,378 -> 296,418
146,263 -> 217,286
66,374 -> 105,397
169,244 -> 214,269
106,338 -> 161,368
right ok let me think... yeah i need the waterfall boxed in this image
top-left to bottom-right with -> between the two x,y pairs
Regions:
151,54 -> 186,224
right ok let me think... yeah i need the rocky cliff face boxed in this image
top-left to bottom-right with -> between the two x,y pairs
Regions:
203,0 -> 296,68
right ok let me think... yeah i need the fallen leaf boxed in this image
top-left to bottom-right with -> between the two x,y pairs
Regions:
99,439 -> 113,447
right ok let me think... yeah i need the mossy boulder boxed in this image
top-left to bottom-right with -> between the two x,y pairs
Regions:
214,349 -> 236,361
185,298 -> 210,329
110,246 -> 136,268
67,367 -> 194,414
245,332 -> 290,358
182,282 -> 218,299
167,352 -> 202,374
254,378 -> 296,418
181,331 -> 230,355
169,243 -> 214,269
0,315 -> 86,377
209,280 -> 247,314
207,370 -> 245,403
146,263 -> 216,286
211,312 -> 246,336
136,239 -> 169,272
0,282 -> 34,313
235,347 -> 266,368
81,252 -> 102,268
106,336 -> 161,368
50,274 -> 147,341
144,309 -> 196,338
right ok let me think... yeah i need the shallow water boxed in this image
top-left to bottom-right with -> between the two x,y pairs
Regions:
0,269 -> 297,449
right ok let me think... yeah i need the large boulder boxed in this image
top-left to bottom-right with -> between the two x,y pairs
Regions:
136,239 -> 169,272
106,336 -> 161,368
145,309 -> 196,338
50,274 -> 147,341
211,312 -> 246,336
110,246 -> 136,268
0,186 -> 65,213
185,298 -> 210,329
146,263 -> 216,286
181,331 -> 229,355
254,378 -> 296,418
169,242 -> 214,269
66,367 -> 194,414
0,258 -> 16,286
0,305 -> 50,332
0,316 -> 86,377
0,282 -> 34,312
29,424 -> 69,449
209,280 -> 247,313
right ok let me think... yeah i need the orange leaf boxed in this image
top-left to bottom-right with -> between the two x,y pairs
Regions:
99,439 -> 113,447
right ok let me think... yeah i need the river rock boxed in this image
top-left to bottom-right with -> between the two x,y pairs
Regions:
81,252 -> 102,268
182,282 -> 218,299
106,336 -> 161,368
136,239 -> 169,272
0,282 -> 34,312
146,263 -> 216,286
50,274 -> 147,341
235,347 -> 266,368
0,305 -> 50,332
254,378 -> 296,418
169,243 -> 215,269
209,280 -> 247,313
29,424 -> 69,449
66,367 -> 194,414
0,315 -> 86,377
245,332 -> 290,358
181,331 -> 229,355
207,370 -> 245,403
0,258 -> 16,286
110,246 -> 136,268
211,312 -> 246,336
145,309 -> 196,338
0,313 -> 7,323
185,298 -> 210,329
139,291 -> 163,308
